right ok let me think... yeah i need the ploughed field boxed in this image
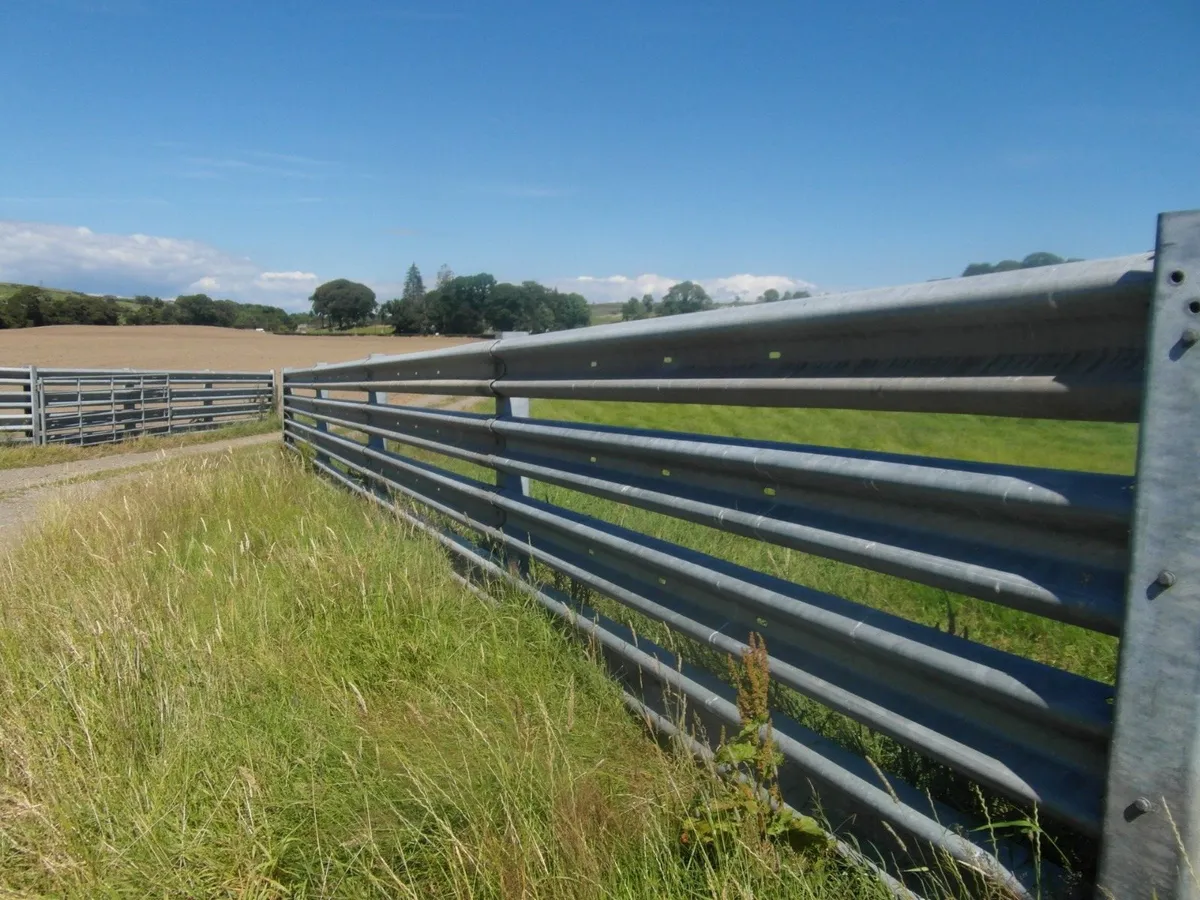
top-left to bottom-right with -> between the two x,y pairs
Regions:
0,324 -> 475,370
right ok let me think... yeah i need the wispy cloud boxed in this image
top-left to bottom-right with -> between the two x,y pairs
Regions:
243,150 -> 337,168
180,156 -> 321,180
0,196 -> 169,205
466,182 -> 575,199
0,220 -> 320,309
363,7 -> 470,23
11,0 -> 149,13
175,149 -> 340,181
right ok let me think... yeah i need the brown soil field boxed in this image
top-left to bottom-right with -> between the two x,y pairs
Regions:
0,325 -> 477,371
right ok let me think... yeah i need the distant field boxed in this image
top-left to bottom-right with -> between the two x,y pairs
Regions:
0,324 -> 476,371
0,282 -> 86,304
589,301 -> 626,325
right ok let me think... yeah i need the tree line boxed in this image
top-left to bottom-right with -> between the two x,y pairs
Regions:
0,285 -> 298,331
961,252 -> 1080,277
620,283 -> 810,321
310,264 -> 591,335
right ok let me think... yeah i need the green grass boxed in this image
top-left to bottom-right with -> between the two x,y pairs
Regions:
516,401 -> 1133,684
531,401 -> 1136,475
0,282 -> 102,305
299,324 -> 396,336
0,446 -> 897,898
305,396 -> 1139,885
391,401 -> 1132,682
0,415 -> 280,470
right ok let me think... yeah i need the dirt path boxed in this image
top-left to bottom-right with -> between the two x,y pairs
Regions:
0,434 -> 279,550
0,393 -> 486,552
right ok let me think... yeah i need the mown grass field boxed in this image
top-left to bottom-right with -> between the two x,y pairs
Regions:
394,399 -> 1134,682
0,446 -> 896,898
524,401 -> 1135,684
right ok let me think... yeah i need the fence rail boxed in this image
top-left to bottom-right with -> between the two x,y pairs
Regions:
283,210 -> 1200,899
0,366 -> 275,446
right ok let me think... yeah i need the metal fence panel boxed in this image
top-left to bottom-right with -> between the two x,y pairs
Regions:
0,366 -> 274,446
282,218 -> 1198,898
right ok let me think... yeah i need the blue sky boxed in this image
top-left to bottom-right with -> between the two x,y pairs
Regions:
0,0 -> 1197,310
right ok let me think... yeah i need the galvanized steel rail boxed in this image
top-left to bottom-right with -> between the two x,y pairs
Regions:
283,210 -> 1200,899
0,366 -> 275,446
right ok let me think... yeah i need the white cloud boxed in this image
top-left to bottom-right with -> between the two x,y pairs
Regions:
551,272 -> 816,306
0,220 -> 319,309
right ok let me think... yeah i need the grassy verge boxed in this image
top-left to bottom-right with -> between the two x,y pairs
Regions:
0,415 -> 279,470
391,401 -> 1134,681
373,399 -> 1133,878
0,446 -> 892,898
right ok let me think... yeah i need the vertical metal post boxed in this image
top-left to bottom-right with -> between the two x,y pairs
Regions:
366,354 -> 387,453
122,378 -> 137,435
76,377 -> 84,446
280,370 -> 291,445
27,365 -> 41,446
139,375 -> 148,437
165,373 -> 173,435
202,380 -> 214,426
314,363 -> 330,466
494,332 -> 530,573
36,377 -> 47,446
109,376 -> 117,442
1098,210 -> 1200,900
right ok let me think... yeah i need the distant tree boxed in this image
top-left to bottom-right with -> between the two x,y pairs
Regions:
2,286 -> 48,328
621,297 -> 644,321
382,296 -> 430,334
641,293 -> 655,315
1020,252 -> 1067,269
381,264 -> 431,334
962,252 -> 1079,278
212,299 -> 241,329
403,263 -> 426,303
126,304 -> 162,325
172,294 -> 219,325
481,280 -> 590,334
781,289 -> 811,300
758,288 -> 781,303
435,264 -> 455,290
427,273 -> 493,334
309,279 -> 377,330
486,282 -> 528,332
542,287 -> 590,331
658,281 -> 713,316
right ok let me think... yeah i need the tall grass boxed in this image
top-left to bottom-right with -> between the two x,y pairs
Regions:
0,414 -> 279,471
0,446 -> 892,898
373,399 -> 1134,882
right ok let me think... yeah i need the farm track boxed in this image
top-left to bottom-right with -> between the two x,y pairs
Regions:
0,393 -> 482,551
0,434 -> 279,551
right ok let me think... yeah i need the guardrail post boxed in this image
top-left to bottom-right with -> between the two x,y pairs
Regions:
1098,210 -> 1200,900
494,332 -> 530,573
366,354 -> 387,453
27,365 -> 41,446
121,378 -> 136,434
202,379 -> 214,426
314,363 -> 330,467
165,373 -> 174,435
280,370 -> 291,445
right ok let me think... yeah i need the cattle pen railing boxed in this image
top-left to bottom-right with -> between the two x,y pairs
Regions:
0,367 -> 275,446
283,210 -> 1200,899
